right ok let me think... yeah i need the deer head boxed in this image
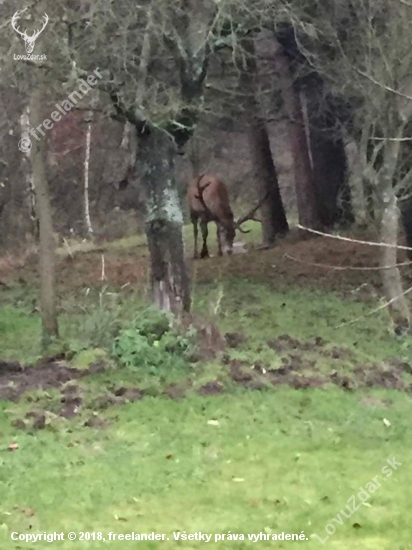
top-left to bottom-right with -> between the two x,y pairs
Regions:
194,174 -> 267,255
12,10 -> 49,54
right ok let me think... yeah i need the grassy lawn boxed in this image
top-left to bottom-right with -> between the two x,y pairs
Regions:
0,226 -> 411,549
0,390 -> 409,549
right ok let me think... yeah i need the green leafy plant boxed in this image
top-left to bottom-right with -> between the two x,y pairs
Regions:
113,307 -> 197,373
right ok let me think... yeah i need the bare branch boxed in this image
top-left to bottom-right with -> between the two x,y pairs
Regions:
370,137 -> 412,141
356,69 -> 412,102
336,285 -> 412,329
297,225 -> 412,251
284,253 -> 412,271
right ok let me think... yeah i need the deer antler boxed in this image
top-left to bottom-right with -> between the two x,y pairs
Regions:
234,192 -> 268,234
11,10 -> 28,38
32,13 -> 49,40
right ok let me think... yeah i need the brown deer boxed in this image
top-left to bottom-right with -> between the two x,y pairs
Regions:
188,173 -> 267,259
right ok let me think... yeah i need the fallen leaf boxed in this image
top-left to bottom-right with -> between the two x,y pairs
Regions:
383,418 -> 391,427
8,442 -> 18,451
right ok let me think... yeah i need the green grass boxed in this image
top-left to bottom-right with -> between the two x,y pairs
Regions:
1,226 -> 412,549
0,390 -> 410,549
194,279 -> 411,362
0,305 -> 42,363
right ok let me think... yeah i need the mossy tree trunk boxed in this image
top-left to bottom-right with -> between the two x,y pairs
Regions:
136,128 -> 191,314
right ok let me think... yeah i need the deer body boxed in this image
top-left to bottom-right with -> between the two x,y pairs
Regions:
188,174 -> 236,259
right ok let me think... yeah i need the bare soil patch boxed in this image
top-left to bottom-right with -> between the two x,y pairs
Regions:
226,348 -> 412,393
1,228 -> 409,295
164,382 -> 189,400
0,360 -> 82,402
197,381 -> 225,396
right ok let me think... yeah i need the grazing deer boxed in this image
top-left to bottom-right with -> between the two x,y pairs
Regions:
188,173 -> 267,259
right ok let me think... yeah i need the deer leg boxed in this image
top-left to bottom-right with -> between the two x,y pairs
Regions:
192,217 -> 199,259
216,223 -> 223,256
200,220 -> 209,259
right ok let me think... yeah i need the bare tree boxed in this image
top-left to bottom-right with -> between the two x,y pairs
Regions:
48,0 -> 224,314
20,105 -> 39,237
30,87 -> 59,345
82,96 -> 97,238
284,0 -> 412,329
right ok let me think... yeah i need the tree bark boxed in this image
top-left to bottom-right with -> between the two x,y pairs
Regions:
345,138 -> 368,226
400,196 -> 412,260
378,131 -> 410,333
188,135 -> 202,178
300,84 -> 353,227
20,105 -> 39,238
380,191 -> 410,333
83,110 -> 94,237
272,37 -> 322,230
30,88 -> 59,345
310,127 -> 352,226
242,37 -> 289,246
248,121 -> 289,244
136,128 -> 191,314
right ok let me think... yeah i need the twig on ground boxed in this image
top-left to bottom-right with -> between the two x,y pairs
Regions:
284,253 -> 412,271
336,285 -> 412,329
100,254 -> 107,281
297,225 -> 412,251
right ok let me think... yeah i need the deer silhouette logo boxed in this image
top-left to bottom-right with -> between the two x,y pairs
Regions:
12,9 -> 49,54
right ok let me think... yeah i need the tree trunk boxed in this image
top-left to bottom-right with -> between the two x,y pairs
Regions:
310,127 -> 352,226
248,121 -> 289,244
301,85 -> 353,227
83,111 -> 94,237
20,105 -> 39,238
121,121 -> 134,151
378,132 -> 410,333
188,135 -> 202,178
272,37 -> 322,230
242,36 -> 289,246
400,196 -> 412,260
380,191 -> 410,333
30,88 -> 59,345
345,139 -> 368,226
136,128 -> 191,314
